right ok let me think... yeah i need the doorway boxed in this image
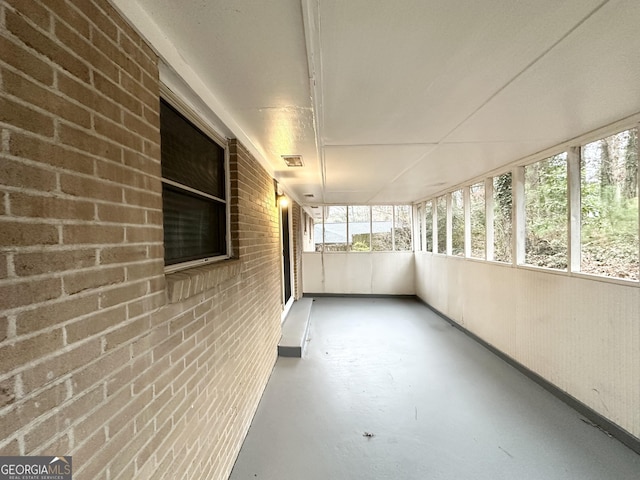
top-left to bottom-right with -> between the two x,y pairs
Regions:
281,202 -> 293,310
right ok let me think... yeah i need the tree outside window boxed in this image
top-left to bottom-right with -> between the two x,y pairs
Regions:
470,182 -> 485,259
436,196 -> 447,254
493,173 -> 512,263
581,129 -> 638,280
524,153 -> 568,270
451,190 -> 464,256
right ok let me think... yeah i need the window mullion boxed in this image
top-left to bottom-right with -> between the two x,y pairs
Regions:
513,166 -> 526,265
567,146 -> 581,273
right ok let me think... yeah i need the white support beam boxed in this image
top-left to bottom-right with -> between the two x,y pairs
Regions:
446,194 -> 453,256
513,166 -> 526,265
464,187 -> 471,258
485,178 -> 495,261
432,200 -> 438,254
567,146 -> 581,273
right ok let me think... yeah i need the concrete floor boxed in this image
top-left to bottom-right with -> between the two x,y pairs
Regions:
229,297 -> 640,480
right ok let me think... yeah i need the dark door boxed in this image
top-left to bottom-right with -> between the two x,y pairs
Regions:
281,204 -> 292,303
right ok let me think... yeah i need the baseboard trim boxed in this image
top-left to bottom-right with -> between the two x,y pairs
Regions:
303,293 -> 416,299
418,298 -> 640,456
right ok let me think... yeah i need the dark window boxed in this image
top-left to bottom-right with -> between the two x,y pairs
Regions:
160,99 -> 227,266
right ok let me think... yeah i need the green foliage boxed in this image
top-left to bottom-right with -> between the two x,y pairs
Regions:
493,173 -> 512,262
525,154 -> 568,269
581,129 -> 638,280
470,183 -> 485,258
436,197 -> 446,253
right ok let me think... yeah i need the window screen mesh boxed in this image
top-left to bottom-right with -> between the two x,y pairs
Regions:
162,185 -> 226,265
160,99 -> 225,199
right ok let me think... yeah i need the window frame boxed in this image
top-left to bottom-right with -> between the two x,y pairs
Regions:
160,86 -> 231,273
414,117 -> 640,285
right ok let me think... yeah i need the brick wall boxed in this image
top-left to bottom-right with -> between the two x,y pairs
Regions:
0,1 -> 282,479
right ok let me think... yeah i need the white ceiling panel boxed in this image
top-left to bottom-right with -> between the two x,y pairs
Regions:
324,144 -> 434,192
385,141 -> 549,201
116,0 -> 640,206
133,0 -> 311,110
447,0 -> 640,145
319,0 -> 606,146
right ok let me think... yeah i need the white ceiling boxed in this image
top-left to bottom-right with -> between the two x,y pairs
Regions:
112,0 -> 640,207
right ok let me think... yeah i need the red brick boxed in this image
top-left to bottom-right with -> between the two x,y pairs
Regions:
63,266 -> 125,295
65,305 -> 126,343
0,96 -> 54,137
3,68 -> 91,128
60,172 -> 123,202
8,131 -> 95,174
16,295 -> 97,336
63,224 -> 124,244
59,123 -> 122,162
20,339 -> 102,395
10,192 -> 95,221
5,9 -> 90,82
0,35 -> 54,85
0,276 -> 62,310
0,329 -> 64,375
14,248 -> 96,277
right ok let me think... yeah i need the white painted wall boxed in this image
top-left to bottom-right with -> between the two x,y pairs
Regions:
415,252 -> 640,440
302,252 -> 415,295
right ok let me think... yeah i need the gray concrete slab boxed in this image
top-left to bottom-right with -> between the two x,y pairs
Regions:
229,297 -> 640,480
